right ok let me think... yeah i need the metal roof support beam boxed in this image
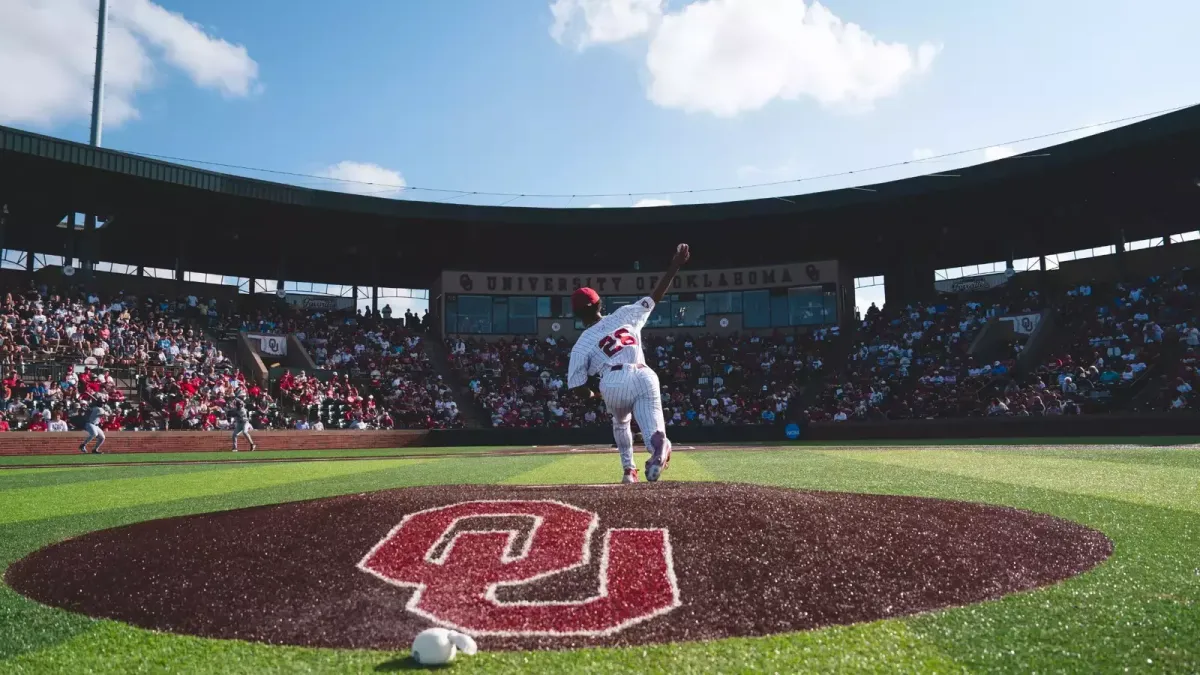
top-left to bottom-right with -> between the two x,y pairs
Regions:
276,254 -> 286,299
1115,228 -> 1127,278
65,223 -> 76,270
81,213 -> 98,281
371,254 -> 380,316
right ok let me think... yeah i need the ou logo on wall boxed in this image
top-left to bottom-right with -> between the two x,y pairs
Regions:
358,500 -> 680,636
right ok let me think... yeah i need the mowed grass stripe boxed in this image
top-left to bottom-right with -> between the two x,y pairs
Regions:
0,464 -> 238,491
780,436 -> 1200,448
0,446 -> 513,466
0,609 -> 967,675
0,446 -> 540,467
821,449 -> 1200,513
500,452 -> 717,485
1013,448 -> 1200,470
0,458 -> 438,525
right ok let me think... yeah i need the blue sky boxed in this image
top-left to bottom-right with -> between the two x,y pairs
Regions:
4,0 -> 1200,310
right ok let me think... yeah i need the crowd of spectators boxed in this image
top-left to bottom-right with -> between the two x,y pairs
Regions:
2,262 -> 1197,435
278,366 -> 461,430
447,329 -> 833,429
803,289 -> 1031,422
0,282 -> 226,372
293,317 -> 460,430
448,335 -> 584,428
135,366 -> 279,430
994,267 -> 1199,414
1,367 -> 128,431
0,281 -> 245,430
209,300 -> 454,430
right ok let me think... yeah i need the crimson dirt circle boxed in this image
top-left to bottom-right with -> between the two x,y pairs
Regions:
5,483 -> 1111,651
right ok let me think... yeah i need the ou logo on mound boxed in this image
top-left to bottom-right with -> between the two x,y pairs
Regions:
357,500 -> 681,636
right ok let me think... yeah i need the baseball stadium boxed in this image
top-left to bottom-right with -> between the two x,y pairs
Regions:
5,31 -> 1200,671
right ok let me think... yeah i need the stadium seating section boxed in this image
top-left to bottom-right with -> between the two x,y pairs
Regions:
1,261 -> 1196,434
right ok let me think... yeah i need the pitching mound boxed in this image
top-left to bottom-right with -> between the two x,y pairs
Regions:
6,483 -> 1111,651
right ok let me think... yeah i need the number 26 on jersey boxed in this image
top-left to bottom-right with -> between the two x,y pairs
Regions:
598,327 -> 637,357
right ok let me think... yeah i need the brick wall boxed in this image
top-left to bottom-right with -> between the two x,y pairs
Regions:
0,430 -> 429,456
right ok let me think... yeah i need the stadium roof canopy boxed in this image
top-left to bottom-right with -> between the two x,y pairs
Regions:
2,105 -> 1200,288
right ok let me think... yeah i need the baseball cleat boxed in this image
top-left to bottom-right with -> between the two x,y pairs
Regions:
622,468 -> 639,484
645,431 -> 671,482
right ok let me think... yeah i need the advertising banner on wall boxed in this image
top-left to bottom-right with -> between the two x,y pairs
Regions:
441,260 -> 839,296
283,294 -> 354,311
249,334 -> 288,356
934,272 -> 1008,295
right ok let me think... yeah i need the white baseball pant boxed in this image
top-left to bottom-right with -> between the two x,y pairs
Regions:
81,423 -> 105,451
599,364 -> 667,471
233,421 -> 253,448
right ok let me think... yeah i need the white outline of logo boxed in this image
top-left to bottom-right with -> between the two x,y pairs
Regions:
356,499 -> 681,637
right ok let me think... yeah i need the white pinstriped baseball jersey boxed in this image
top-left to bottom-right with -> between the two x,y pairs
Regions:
567,296 -> 656,389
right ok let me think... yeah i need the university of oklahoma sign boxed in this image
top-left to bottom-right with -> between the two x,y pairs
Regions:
442,260 -> 837,296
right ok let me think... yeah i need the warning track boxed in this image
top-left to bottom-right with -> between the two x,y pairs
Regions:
2,441 -> 1195,470
0,444 -> 737,469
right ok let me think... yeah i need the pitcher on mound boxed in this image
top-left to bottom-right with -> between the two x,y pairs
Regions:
567,243 -> 690,484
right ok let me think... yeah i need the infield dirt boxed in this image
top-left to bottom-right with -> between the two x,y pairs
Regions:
6,482 -> 1112,651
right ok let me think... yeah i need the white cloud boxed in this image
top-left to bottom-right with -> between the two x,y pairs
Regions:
643,0 -> 940,117
911,148 -> 935,161
550,0 -> 664,50
0,0 -> 258,128
318,161 -> 407,197
633,198 -> 673,207
120,0 -> 259,97
736,165 -> 764,180
588,203 -> 605,208
735,158 -> 802,183
982,145 -> 1017,161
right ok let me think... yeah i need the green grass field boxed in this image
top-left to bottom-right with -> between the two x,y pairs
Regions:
2,440 -> 1199,673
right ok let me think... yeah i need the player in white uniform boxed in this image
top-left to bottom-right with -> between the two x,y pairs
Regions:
567,243 -> 690,483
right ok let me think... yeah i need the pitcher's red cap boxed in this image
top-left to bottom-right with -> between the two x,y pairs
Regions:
571,287 -> 600,313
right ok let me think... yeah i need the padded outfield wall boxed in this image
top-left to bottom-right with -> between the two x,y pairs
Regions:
0,430 -> 428,456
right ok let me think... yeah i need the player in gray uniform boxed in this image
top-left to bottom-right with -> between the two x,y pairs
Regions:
80,402 -> 107,454
231,399 -> 257,452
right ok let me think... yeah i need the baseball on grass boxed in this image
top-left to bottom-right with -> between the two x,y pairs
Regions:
411,628 -> 478,666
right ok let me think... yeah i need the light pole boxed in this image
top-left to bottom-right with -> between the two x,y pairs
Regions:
89,0 -> 109,148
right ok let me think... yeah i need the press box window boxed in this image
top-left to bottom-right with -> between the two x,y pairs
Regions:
456,295 -> 493,334
509,296 -> 537,334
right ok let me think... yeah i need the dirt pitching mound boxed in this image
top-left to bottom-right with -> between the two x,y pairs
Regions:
6,483 -> 1111,651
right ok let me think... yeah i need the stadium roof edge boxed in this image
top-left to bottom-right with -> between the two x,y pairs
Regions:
2,103 -> 1200,226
